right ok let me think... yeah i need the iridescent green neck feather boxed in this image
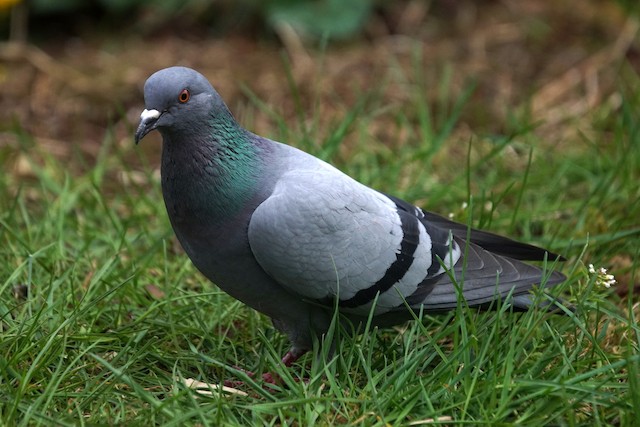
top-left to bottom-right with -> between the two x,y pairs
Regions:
160,110 -> 263,228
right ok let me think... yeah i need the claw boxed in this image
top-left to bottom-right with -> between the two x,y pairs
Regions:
222,350 -> 306,389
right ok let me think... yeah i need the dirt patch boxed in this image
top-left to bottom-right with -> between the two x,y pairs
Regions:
0,0 -> 636,166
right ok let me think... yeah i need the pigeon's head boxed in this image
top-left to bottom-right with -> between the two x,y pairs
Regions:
135,66 -> 225,144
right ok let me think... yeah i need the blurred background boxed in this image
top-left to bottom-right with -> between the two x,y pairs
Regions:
1,0 -> 637,147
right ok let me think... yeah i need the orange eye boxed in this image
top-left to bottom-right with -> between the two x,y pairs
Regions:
178,89 -> 190,103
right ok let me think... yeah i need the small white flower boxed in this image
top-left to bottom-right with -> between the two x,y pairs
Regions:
588,264 -> 617,288
461,202 -> 468,210
448,212 -> 455,219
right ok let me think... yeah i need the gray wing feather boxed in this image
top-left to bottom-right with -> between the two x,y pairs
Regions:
248,167 -> 402,305
406,237 -> 565,311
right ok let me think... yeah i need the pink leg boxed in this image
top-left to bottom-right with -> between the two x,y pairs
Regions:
261,350 -> 305,383
223,349 -> 307,387
281,350 -> 303,367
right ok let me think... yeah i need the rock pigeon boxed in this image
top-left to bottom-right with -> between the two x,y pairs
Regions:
135,66 -> 566,369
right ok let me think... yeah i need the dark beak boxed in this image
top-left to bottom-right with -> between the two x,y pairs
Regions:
135,109 -> 161,144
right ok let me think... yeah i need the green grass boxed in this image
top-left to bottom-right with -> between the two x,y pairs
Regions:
1,62 -> 639,426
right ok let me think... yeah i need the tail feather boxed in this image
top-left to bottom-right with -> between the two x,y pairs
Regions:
421,211 -> 566,261
407,238 -> 566,311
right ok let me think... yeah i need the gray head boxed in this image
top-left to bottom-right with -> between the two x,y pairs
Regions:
135,66 -> 232,144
